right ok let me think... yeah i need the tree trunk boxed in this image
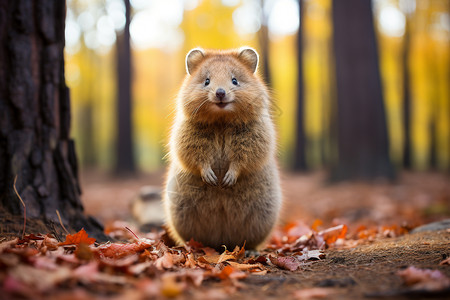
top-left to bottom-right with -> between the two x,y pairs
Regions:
0,0 -> 105,240
330,0 -> 395,181
292,0 -> 308,171
258,1 -> 272,87
402,17 -> 412,169
115,0 -> 135,174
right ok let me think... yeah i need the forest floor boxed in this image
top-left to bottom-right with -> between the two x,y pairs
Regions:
1,170 -> 449,299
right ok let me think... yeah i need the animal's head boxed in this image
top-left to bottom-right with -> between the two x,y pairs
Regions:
178,47 -> 270,123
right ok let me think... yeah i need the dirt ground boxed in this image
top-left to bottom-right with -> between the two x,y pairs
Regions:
78,169 -> 450,299
81,169 -> 449,228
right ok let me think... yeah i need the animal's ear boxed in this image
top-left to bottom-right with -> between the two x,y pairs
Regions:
186,48 -> 205,75
238,47 -> 259,73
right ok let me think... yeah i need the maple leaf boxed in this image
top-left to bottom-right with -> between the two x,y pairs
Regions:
58,229 -> 96,246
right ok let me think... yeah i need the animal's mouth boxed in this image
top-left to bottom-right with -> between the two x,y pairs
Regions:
214,101 -> 233,109
216,102 -> 229,108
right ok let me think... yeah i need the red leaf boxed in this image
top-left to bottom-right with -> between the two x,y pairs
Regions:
58,229 -> 96,246
18,234 -> 44,244
95,239 -> 153,259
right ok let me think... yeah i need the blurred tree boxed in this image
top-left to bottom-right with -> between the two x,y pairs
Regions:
0,1 -> 105,238
402,6 -> 412,169
293,0 -> 307,171
330,0 -> 395,180
259,0 -> 272,86
115,0 -> 135,174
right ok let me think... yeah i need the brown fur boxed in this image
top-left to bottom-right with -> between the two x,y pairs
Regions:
163,47 -> 282,250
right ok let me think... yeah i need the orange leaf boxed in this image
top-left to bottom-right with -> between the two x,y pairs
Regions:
216,265 -> 247,280
217,265 -> 235,280
58,229 -> 96,246
311,219 -> 323,232
338,224 -> 348,239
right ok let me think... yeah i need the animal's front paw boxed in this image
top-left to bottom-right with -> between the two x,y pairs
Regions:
201,166 -> 218,186
222,168 -> 238,187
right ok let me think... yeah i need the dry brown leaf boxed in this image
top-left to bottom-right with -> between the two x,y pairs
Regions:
227,261 -> 264,271
42,235 -> 59,251
155,251 -> 174,270
269,255 -> 302,271
199,254 -> 236,264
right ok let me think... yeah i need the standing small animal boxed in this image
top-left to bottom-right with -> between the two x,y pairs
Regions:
164,47 -> 282,250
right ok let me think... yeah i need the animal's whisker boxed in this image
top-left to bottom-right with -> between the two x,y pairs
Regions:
191,98 -> 210,118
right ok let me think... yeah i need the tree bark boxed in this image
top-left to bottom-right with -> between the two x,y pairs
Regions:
292,0 -> 308,171
115,0 -> 135,174
0,0 -> 105,240
330,0 -> 395,181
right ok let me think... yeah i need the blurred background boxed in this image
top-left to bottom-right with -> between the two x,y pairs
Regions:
65,0 -> 449,175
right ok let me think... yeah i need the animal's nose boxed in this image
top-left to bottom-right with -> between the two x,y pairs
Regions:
216,88 -> 226,100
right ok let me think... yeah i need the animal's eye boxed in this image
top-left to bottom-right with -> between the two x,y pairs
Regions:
205,78 -> 210,86
232,78 -> 238,85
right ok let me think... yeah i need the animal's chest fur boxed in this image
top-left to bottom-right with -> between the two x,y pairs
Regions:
210,129 -> 230,182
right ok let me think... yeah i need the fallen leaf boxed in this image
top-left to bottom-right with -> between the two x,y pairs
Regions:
397,266 -> 450,291
155,252 -> 174,270
199,254 -> 235,264
439,257 -> 450,265
311,219 -> 323,231
95,239 -> 153,259
161,274 -> 184,297
293,287 -> 335,299
269,255 -> 302,271
74,242 -> 94,261
9,264 -> 72,292
227,261 -> 264,271
18,234 -> 44,244
216,265 -> 247,280
58,229 -> 96,246
0,238 -> 18,253
43,235 -> 59,251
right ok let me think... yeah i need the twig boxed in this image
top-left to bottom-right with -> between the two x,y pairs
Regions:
125,226 -> 140,241
56,210 -> 70,235
318,224 -> 345,236
13,175 -> 26,239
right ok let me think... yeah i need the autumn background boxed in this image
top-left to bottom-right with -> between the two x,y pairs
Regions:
0,1 -> 449,298
65,0 -> 450,176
